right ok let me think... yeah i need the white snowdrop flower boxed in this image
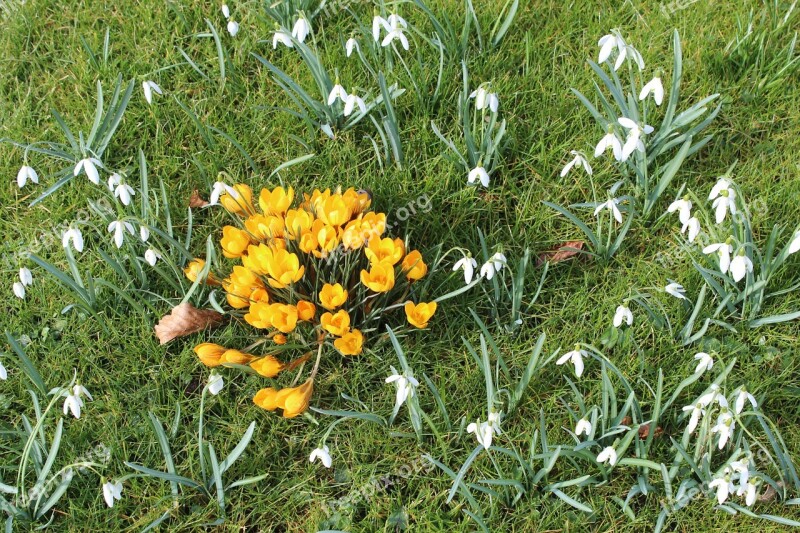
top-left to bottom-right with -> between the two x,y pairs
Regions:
292,15 -> 311,42
227,20 -> 240,37
469,85 -> 499,113
63,384 -> 92,419
467,166 -> 490,188
108,220 -> 135,249
734,387 -> 757,414
372,16 -> 389,42
598,31 -> 626,66
467,419 -> 496,450
693,352 -> 713,375
385,366 -> 418,410
309,445 -> 332,468
221,4 -> 230,19
380,14 -> 409,50
618,117 -> 654,161
0,362 -> 6,380
597,446 -> 618,466
681,403 -> 704,433
729,252 -> 753,282
74,157 -> 102,184
667,198 -> 693,225
709,474 -> 732,504
208,372 -> 224,395
479,252 -> 506,280
731,459 -> 750,487
744,480 -> 758,506
102,480 -> 123,508
557,344 -> 588,378
575,418 -> 592,437
345,37 -> 359,57
453,256 -> 478,285
144,249 -> 160,266
13,282 -> 25,300
560,151 -> 593,177
711,410 -> 734,449
594,197 -> 623,223
613,304 -> 633,328
594,126 -> 623,161
788,231 -> 800,255
272,29 -> 293,48
709,178 -> 737,223
639,74 -> 664,105
665,282 -> 687,299
62,228 -> 84,253
16,165 -> 39,188
703,241 -> 733,274
682,217 -> 700,243
343,91 -> 366,117
327,82 -> 348,106
698,384 -> 727,408
142,81 -> 163,105
209,181 -> 238,206
140,226 -> 150,243
114,183 -> 135,206
19,267 -> 32,287
107,173 -> 122,191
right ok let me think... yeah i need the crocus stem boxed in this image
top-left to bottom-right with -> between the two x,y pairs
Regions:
309,337 -> 326,379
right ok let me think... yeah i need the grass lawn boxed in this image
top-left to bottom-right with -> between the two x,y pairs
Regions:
2,0 -> 800,531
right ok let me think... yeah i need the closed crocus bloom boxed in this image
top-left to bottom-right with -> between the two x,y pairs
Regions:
341,220 -> 368,249
360,262 -> 395,293
319,283 -> 348,310
297,300 -> 316,321
220,226 -> 251,258
402,250 -> 427,280
253,387 -> 280,410
334,329 -> 363,356
265,248 -> 305,288
250,355 -> 285,377
299,230 -> 319,254
270,304 -> 299,333
245,214 -> 285,242
241,243 -> 272,275
277,378 -> 314,418
224,266 -> 265,308
194,343 -> 227,367
321,310 -> 351,336
365,237 -> 405,265
222,349 -> 255,365
316,194 -> 351,227
220,183 -> 254,215
259,186 -> 294,216
184,258 -> 220,285
244,301 -> 273,329
342,188 -> 370,215
312,220 -> 341,258
404,301 -> 437,328
284,208 -> 314,239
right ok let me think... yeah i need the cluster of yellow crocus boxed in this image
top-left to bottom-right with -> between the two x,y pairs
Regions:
186,184 -> 439,418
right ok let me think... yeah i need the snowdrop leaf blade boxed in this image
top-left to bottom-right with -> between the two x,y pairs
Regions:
5,331 -> 47,394
543,201 -> 601,250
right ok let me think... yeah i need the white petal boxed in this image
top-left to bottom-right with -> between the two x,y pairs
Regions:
143,82 -> 153,104
13,282 -> 25,299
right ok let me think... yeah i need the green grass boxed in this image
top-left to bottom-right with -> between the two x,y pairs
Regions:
2,0 -> 800,531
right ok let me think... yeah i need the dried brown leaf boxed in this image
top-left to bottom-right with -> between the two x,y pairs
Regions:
638,423 -> 663,439
154,303 -> 224,345
189,189 -> 209,208
537,240 -> 585,267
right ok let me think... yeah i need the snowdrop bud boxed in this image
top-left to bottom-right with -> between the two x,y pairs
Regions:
221,4 -> 230,18
208,372 -> 224,395
19,267 -> 33,287
140,226 -> 150,242
227,20 -> 239,37
16,165 -> 39,188
13,282 -> 25,299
